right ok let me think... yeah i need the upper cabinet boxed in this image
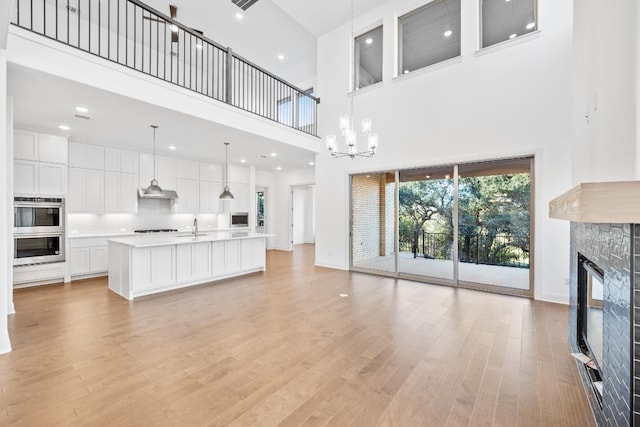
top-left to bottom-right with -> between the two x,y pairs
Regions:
14,130 -> 67,164
228,165 -> 249,184
105,148 -> 139,174
14,129 -> 67,196
200,163 -> 223,182
68,142 -> 104,169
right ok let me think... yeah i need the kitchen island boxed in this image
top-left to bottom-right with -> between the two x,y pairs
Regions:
107,231 -> 272,300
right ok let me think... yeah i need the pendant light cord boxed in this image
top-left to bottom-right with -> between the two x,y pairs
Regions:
224,142 -> 230,187
350,0 -> 355,130
151,125 -> 158,180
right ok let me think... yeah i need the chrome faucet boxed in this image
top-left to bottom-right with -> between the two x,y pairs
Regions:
193,217 -> 199,236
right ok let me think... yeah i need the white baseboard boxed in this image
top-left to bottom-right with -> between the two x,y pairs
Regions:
7,301 -> 15,315
315,261 -> 348,270
537,292 -> 569,305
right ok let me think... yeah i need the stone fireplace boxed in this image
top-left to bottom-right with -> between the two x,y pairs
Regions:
550,182 -> 640,426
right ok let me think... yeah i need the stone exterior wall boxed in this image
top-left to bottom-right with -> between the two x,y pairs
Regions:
351,175 -> 382,263
570,222 -> 633,426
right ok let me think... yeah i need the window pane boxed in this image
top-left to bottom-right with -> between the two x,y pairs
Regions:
355,26 -> 383,89
481,0 -> 537,48
399,0 -> 461,74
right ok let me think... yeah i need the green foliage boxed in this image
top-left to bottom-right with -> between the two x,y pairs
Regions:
399,172 -> 531,267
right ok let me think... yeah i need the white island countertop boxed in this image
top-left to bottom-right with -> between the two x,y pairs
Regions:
108,231 -> 274,248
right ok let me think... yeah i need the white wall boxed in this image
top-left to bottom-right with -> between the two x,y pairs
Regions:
315,0 -> 574,303
572,0 -> 638,183
0,49 -> 12,354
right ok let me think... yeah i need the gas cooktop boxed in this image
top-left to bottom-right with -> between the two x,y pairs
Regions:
134,229 -> 178,233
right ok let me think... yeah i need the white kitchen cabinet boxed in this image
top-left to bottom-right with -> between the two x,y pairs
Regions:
241,238 -> 266,270
177,242 -> 211,282
106,148 -> 139,174
68,167 -> 104,212
177,159 -> 199,180
200,163 -> 222,182
38,162 -> 67,196
175,178 -> 199,213
38,135 -> 68,164
69,248 -> 91,276
69,142 -> 103,169
90,246 -> 108,272
68,141 -> 85,167
199,180 -> 222,213
225,240 -> 242,274
14,160 -> 38,194
14,160 -> 66,196
105,171 -> 137,213
85,169 -> 104,212
229,183 -> 250,213
131,246 -> 175,292
120,150 -> 139,174
228,165 -> 249,184
69,237 -> 109,277
15,130 -> 67,164
211,241 -> 226,276
14,130 -> 38,161
104,148 -> 120,172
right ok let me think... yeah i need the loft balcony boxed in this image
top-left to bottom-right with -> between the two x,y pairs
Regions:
9,0 -> 319,137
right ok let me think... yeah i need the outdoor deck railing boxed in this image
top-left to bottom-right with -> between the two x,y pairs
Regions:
399,229 -> 529,268
11,0 -> 319,136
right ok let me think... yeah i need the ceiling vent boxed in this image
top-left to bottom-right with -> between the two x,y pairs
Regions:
231,0 -> 259,11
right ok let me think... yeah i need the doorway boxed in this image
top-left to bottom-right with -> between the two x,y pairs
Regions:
291,185 -> 315,247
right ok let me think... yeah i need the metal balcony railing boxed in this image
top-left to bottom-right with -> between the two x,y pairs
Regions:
399,229 -> 529,268
11,0 -> 319,136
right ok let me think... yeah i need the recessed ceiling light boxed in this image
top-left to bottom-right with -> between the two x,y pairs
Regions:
339,293 -> 348,297
168,145 -> 176,150
526,22 -> 535,30
277,54 -> 284,60
425,175 -> 431,179
509,33 -> 517,39
403,70 -> 409,74
58,125 -> 70,131
276,166 -> 282,171
308,161 -> 314,166
365,38 -> 373,44
444,30 -> 452,37
270,152 -> 277,157
240,158 -> 246,163
75,106 -> 89,113
235,12 -> 243,20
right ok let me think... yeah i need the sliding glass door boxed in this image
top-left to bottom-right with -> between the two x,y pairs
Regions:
457,158 -> 532,291
398,166 -> 455,281
350,157 -> 533,296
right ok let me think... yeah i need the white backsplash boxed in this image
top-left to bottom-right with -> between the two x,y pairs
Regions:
68,199 -> 228,235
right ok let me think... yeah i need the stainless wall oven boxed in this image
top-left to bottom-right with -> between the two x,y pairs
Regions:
14,197 -> 65,266
14,197 -> 64,234
14,233 -> 65,266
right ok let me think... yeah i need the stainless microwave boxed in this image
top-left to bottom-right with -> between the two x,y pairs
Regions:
230,212 -> 249,228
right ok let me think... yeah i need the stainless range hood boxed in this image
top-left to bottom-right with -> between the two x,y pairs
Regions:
138,125 -> 179,200
137,186 -> 178,200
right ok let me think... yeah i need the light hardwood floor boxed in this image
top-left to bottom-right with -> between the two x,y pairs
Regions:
1,245 -> 594,426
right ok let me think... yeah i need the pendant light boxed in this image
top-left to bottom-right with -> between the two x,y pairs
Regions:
143,125 -> 164,196
325,0 -> 378,159
219,142 -> 235,200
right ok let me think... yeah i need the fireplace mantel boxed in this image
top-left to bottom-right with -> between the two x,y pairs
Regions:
549,181 -> 640,223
